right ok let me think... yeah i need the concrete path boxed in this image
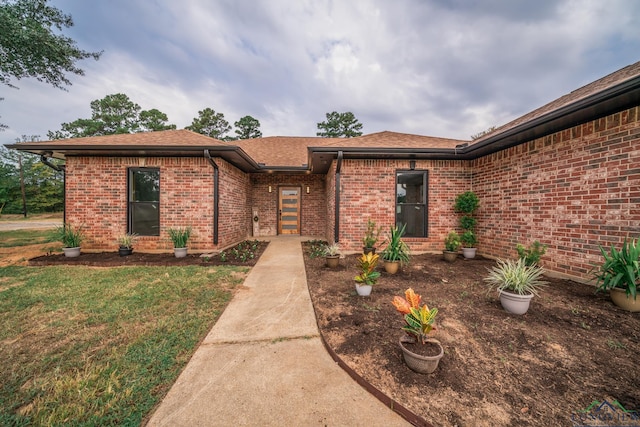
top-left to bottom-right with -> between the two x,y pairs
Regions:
0,220 -> 61,231
147,236 -> 409,426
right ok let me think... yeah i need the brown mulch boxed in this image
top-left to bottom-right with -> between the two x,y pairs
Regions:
28,241 -> 269,267
302,245 -> 640,427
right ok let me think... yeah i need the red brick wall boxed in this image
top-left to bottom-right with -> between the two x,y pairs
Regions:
250,174 -> 326,237
335,159 -> 471,252
473,106 -> 640,281
64,156 -> 250,252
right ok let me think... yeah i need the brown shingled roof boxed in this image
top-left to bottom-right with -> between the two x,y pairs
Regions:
474,61 -> 640,143
321,130 -> 468,149
233,136 -> 343,167
25,129 -> 228,147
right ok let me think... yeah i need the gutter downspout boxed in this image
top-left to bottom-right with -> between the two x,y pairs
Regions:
204,150 -> 219,245
334,151 -> 343,243
40,152 -> 66,223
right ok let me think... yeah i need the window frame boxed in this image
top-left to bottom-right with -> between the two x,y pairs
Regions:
127,167 -> 160,236
395,169 -> 429,238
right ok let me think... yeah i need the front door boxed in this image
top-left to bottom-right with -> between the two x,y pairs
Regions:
278,187 -> 300,235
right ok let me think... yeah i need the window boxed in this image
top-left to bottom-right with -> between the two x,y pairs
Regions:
396,170 -> 428,237
128,168 -> 160,236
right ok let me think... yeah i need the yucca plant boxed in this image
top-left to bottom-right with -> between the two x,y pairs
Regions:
167,226 -> 192,248
381,224 -> 410,263
117,233 -> 138,249
593,238 -> 639,300
354,252 -> 381,285
392,288 -> 438,345
484,258 -> 547,296
56,223 -> 84,248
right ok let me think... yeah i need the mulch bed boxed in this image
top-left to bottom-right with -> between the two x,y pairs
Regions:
28,241 -> 269,267
302,246 -> 640,427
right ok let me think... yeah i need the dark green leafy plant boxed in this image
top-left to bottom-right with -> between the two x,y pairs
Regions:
454,191 -> 479,215
362,219 -> 382,248
381,224 -> 410,263
516,241 -> 547,266
444,231 -> 461,252
167,226 -> 192,248
460,216 -> 477,231
57,223 -> 84,248
592,238 -> 639,300
460,231 -> 477,248
307,240 -> 328,258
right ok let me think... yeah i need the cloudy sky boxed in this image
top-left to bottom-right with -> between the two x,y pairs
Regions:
2,0 -> 639,144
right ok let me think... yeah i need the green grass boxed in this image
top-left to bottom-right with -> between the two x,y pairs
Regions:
0,264 -> 248,426
0,229 -> 58,248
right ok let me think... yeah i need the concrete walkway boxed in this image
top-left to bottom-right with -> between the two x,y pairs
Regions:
147,236 -> 409,426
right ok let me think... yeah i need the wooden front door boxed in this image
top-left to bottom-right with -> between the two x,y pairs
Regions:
278,187 -> 300,235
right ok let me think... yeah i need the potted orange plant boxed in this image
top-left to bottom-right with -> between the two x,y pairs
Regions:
392,288 -> 443,373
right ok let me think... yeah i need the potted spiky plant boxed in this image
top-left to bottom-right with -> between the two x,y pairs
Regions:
57,223 -> 84,257
167,226 -> 192,258
324,243 -> 341,268
381,224 -> 410,274
592,238 -> 639,312
354,252 -> 381,296
484,258 -> 548,315
117,233 -> 137,256
392,288 -> 443,374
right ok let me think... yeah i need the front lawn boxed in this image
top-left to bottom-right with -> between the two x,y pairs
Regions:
0,264 -> 248,425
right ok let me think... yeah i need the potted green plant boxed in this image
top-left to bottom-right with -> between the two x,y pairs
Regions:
362,219 -> 382,254
354,252 -> 381,296
516,240 -> 547,266
484,258 -> 548,315
460,231 -> 477,259
167,226 -> 192,258
324,243 -> 341,268
443,231 -> 461,262
117,233 -> 137,257
455,191 -> 480,259
381,224 -> 410,274
392,288 -> 443,374
57,223 -> 84,257
592,238 -> 639,312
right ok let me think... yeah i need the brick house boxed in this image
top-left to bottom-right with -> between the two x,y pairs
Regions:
8,61 -> 640,282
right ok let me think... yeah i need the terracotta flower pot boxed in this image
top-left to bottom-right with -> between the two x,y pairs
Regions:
384,260 -> 400,274
325,255 -> 340,268
399,336 -> 444,374
443,251 -> 458,263
610,288 -> 640,312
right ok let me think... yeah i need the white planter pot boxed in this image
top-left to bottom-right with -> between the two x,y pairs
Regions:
63,247 -> 81,258
355,283 -> 372,296
462,247 -> 477,259
498,289 -> 534,315
399,336 -> 444,374
174,247 -> 188,258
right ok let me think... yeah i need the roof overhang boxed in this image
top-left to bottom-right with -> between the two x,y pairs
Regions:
2,143 -> 270,173
308,75 -> 640,173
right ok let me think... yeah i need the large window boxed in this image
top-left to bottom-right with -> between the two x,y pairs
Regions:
128,168 -> 160,236
396,170 -> 428,237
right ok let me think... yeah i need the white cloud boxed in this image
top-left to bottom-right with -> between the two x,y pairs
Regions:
2,0 -> 639,144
